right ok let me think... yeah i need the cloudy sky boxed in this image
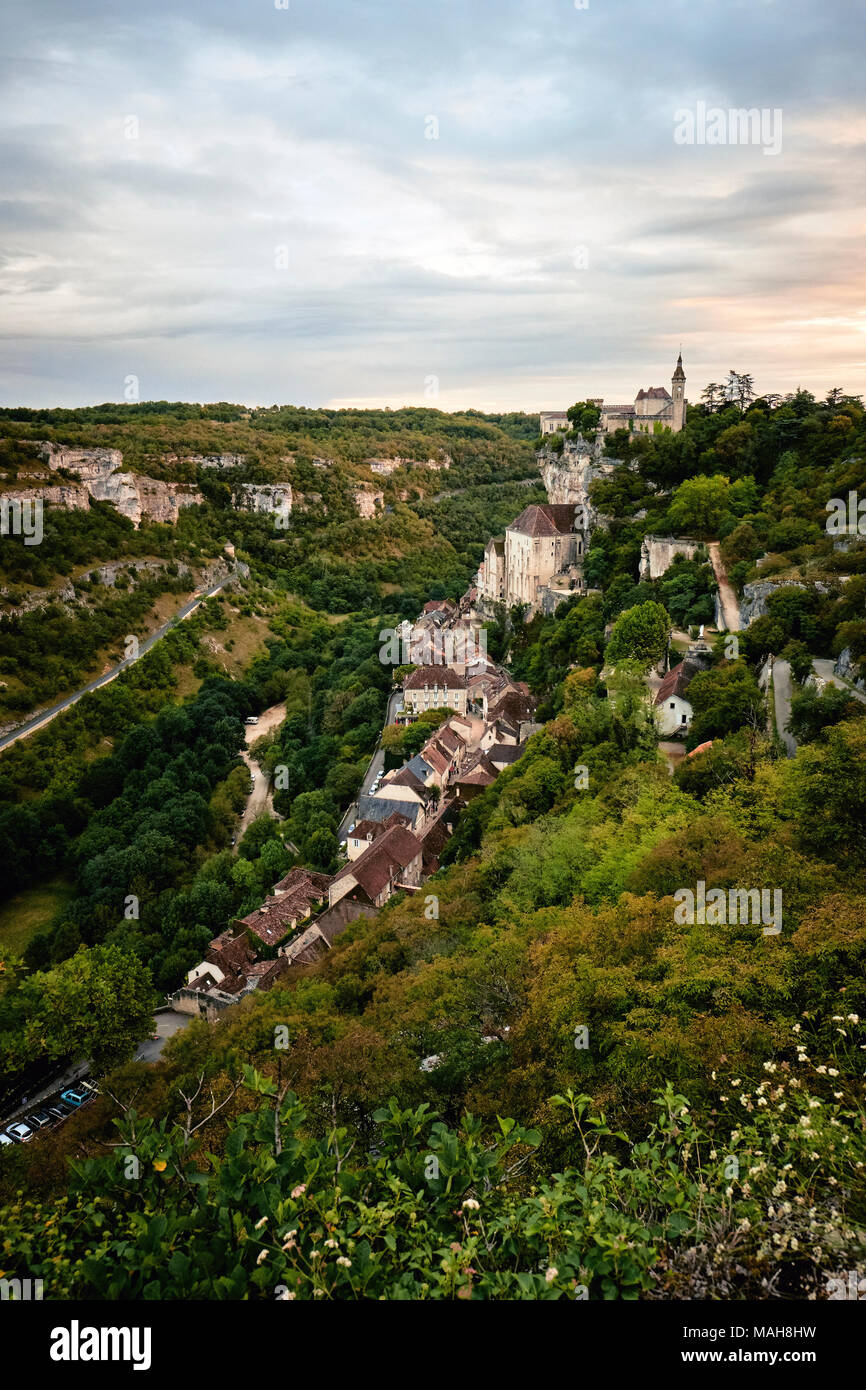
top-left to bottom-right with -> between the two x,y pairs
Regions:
1,0 -> 864,410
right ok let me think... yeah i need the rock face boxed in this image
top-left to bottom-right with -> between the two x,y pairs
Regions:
0,483 -> 90,513
639,534 -> 701,581
234,483 -> 292,516
366,455 -> 451,475
835,646 -> 865,692
353,487 -> 384,518
190,454 -> 246,469
538,434 -> 618,526
33,442 -> 203,527
739,579 -> 803,627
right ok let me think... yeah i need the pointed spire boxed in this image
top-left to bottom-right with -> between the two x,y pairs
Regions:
673,352 -> 685,381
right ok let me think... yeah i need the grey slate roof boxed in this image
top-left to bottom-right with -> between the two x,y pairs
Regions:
358,794 -> 423,829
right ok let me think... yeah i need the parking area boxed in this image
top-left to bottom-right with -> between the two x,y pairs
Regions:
0,1078 -> 99,1148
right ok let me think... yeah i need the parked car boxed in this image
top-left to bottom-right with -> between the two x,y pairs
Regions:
60,1088 -> 90,1108
0,1131 -> 14,1146
4,1121 -> 34,1143
27,1110 -> 52,1129
245,716 -> 259,725
47,1103 -> 73,1121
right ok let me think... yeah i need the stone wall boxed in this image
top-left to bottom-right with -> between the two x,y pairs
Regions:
639,534 -> 701,581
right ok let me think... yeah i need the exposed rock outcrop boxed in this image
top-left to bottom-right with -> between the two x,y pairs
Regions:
234,483 -> 292,516
0,483 -> 90,513
190,454 -> 246,469
32,442 -> 204,527
537,434 -> 618,527
353,487 -> 384,518
835,646 -> 865,692
366,454 -> 451,475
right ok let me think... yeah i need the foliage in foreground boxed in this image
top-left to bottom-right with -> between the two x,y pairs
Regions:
2,1022 -> 864,1301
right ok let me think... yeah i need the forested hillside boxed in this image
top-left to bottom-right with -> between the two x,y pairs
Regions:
1,388 -> 864,1300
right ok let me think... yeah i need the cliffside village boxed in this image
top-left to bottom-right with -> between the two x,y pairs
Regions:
172,596 -> 540,1019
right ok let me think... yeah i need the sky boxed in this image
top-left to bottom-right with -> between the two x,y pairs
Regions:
1,0 -> 864,412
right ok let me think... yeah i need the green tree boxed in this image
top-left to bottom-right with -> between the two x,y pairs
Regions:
8,944 -> 155,1074
685,661 -> 764,749
668,474 -> 733,537
606,602 -> 670,669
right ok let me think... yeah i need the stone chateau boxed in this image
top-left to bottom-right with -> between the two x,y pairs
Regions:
540,353 -> 687,438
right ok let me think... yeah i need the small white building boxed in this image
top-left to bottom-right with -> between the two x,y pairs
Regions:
539,411 -> 570,435
654,661 -> 694,736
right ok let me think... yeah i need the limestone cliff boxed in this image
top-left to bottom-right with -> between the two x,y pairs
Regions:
538,433 -> 618,526
32,443 -> 203,527
353,486 -> 384,518
234,483 -> 292,516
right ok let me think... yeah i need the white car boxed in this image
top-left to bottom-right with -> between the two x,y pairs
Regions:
245,716 -> 259,725
4,1121 -> 34,1143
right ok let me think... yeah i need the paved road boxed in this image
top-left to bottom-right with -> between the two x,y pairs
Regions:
2,1006 -> 194,1137
708,543 -> 741,633
813,658 -> 866,705
428,475 -> 538,505
337,687 -> 403,839
134,1008 -> 192,1064
772,658 -> 797,757
0,571 -> 237,753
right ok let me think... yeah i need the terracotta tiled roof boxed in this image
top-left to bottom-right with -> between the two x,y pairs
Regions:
487,687 -> 536,725
655,661 -> 694,706
333,823 -> 422,900
509,503 -> 577,538
687,739 -> 714,758
435,726 -> 463,753
420,742 -> 450,776
386,765 -> 427,792
240,868 -> 332,945
349,811 -> 410,845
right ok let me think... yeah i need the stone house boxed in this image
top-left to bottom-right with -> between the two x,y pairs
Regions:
328,822 -> 424,909
403,664 -> 468,717
654,661 -> 696,736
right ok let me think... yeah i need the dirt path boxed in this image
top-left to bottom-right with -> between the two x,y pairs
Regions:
707,543 -> 740,633
235,702 -> 286,840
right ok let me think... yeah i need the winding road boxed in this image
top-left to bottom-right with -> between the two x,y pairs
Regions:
0,571 -> 237,754
337,687 -> 404,839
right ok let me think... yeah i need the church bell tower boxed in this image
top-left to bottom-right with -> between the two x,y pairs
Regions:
671,353 -> 686,433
